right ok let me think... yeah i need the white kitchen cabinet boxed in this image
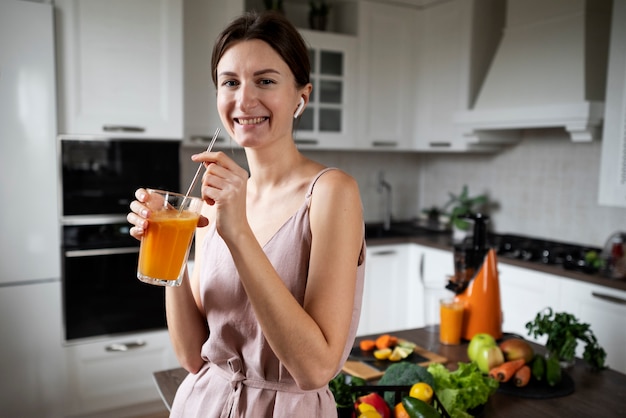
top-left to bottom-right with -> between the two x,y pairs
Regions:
413,0 -> 504,151
419,245 -> 456,326
497,263 -> 562,343
598,0 -> 626,207
294,29 -> 358,150
0,282 -> 66,418
558,278 -> 626,374
358,244 -> 425,336
55,0 -> 183,139
183,0 -> 244,147
64,330 -> 179,416
348,1 -> 417,150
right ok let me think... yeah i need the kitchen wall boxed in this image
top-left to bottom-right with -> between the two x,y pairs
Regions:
181,128 -> 624,249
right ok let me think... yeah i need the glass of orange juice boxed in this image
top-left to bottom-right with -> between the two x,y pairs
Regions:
439,298 -> 464,345
137,189 -> 203,287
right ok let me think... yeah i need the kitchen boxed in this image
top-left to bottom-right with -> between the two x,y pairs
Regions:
0,0 -> 625,417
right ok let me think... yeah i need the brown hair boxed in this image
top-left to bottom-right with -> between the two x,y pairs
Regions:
211,11 -> 311,89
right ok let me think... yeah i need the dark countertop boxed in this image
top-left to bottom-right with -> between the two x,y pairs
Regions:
354,327 -> 626,418
365,222 -> 626,292
154,327 -> 626,417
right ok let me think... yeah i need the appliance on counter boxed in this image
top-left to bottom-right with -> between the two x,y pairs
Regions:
59,138 -> 180,342
601,232 -> 626,279
0,2 -> 65,415
447,214 -> 503,340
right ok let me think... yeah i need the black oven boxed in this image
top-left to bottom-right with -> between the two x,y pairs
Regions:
59,138 -> 181,342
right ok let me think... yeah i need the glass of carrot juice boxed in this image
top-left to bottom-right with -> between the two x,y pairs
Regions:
137,189 -> 203,287
439,298 -> 464,345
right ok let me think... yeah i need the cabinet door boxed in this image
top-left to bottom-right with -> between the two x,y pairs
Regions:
420,246 -> 456,325
598,0 -> 626,207
498,263 -> 561,342
184,0 -> 244,147
56,0 -> 183,139
0,283 -> 66,417
355,1 -> 416,150
559,278 -> 626,374
358,244 -> 424,336
294,29 -> 358,150
64,330 -> 179,416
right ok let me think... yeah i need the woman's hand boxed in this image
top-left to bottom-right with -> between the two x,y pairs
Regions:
192,151 -> 249,241
126,188 -> 208,241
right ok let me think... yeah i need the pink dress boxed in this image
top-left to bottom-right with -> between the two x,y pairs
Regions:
170,168 -> 365,417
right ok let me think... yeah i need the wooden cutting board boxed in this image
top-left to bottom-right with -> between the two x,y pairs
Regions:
342,344 -> 447,381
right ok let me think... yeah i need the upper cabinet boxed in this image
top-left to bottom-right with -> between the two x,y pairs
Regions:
341,0 -> 417,150
184,0 -> 244,148
598,0 -> 626,208
55,0 -> 183,139
413,0 -> 504,151
294,29 -> 358,150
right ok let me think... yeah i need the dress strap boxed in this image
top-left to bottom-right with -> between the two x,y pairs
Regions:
305,167 -> 338,200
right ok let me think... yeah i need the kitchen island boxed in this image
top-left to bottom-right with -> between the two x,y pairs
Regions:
153,326 -> 626,417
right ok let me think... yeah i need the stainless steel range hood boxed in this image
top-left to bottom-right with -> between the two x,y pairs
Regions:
456,0 -> 612,144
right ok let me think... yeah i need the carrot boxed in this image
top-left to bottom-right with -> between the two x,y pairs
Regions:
375,334 -> 393,350
360,339 -> 376,351
488,359 -> 525,382
514,365 -> 532,387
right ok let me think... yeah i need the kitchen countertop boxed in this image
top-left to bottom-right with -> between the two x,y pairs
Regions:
365,222 -> 626,293
354,327 -> 626,418
153,327 -> 626,417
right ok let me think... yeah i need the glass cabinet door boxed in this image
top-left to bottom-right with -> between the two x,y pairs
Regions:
296,30 -> 357,149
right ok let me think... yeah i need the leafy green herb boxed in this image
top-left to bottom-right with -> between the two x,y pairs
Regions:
525,307 -> 606,370
329,373 -> 365,408
427,362 -> 498,418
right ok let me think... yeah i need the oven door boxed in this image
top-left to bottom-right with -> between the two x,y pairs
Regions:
63,223 -> 167,342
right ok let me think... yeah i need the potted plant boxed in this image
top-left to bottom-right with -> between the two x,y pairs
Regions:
309,1 -> 330,31
525,307 -> 606,370
442,185 -> 487,240
263,0 -> 284,13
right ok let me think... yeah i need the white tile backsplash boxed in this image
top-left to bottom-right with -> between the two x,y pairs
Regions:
179,128 -> 626,248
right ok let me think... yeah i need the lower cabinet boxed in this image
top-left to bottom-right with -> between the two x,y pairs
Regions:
64,330 -> 179,416
419,246 -> 456,326
497,263 -> 562,344
358,244 -> 425,336
559,278 -> 626,374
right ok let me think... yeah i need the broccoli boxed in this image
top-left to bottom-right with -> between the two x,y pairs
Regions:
378,362 -> 435,407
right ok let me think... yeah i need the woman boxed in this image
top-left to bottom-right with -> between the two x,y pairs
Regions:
128,11 -> 365,417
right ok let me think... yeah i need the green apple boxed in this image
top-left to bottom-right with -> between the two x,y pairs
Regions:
467,333 -> 497,362
475,345 -> 505,374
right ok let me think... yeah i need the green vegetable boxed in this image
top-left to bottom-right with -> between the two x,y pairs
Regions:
427,362 -> 499,418
378,362 -> 435,408
531,355 -> 545,381
525,308 -> 606,370
329,373 -> 365,408
402,396 -> 441,418
545,355 -> 562,387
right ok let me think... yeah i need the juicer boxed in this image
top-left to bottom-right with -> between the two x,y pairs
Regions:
447,214 -> 503,341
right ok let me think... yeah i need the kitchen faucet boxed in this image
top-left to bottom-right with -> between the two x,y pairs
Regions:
378,171 -> 392,231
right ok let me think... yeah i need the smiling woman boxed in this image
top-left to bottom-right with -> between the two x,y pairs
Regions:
127,10 -> 366,418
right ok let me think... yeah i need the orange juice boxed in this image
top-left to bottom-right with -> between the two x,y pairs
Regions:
439,300 -> 464,345
138,210 -> 199,282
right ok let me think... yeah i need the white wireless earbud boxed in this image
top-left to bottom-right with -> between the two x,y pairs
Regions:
294,97 -> 305,119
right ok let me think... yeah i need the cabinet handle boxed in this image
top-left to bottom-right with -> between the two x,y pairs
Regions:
102,124 -> 146,133
419,253 -> 425,284
191,135 -> 227,144
371,250 -> 397,256
428,142 -> 452,148
371,141 -> 398,148
591,292 -> 626,305
105,340 -> 147,352
294,139 -> 319,146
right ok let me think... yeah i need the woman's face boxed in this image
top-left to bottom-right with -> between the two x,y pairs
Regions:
216,39 -> 307,148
